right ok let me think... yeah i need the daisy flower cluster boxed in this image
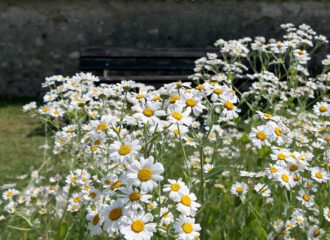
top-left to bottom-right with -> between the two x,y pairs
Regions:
1,62 -> 240,239
232,107 -> 330,239
1,23 -> 330,239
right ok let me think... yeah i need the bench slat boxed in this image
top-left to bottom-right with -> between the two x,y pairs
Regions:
80,58 -> 196,71
80,48 -> 216,58
100,75 -> 191,83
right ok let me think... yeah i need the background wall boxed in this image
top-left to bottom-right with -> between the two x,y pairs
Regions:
1,0 -> 330,96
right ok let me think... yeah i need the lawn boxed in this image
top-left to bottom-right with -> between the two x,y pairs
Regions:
0,98 -> 45,186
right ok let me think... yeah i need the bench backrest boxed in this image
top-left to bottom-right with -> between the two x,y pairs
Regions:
79,48 -> 216,84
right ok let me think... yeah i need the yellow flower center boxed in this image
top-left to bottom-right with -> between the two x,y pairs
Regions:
302,194 -> 310,202
6,192 -> 13,197
281,174 -> 289,183
256,131 -> 266,140
118,145 -> 131,155
213,88 -> 222,95
171,183 -> 180,192
70,176 -> 77,183
109,208 -> 122,221
41,107 -> 49,113
73,196 -> 81,203
278,153 -> 286,160
91,146 -> 98,152
181,195 -> 192,206
71,205 -> 78,211
289,165 -> 298,172
307,181 -> 313,187
264,113 -> 272,118
136,94 -> 145,99
173,129 -> 179,135
92,214 -> 100,225
287,223 -> 293,228
319,106 -> 328,112
182,223 -> 193,234
143,108 -> 154,117
224,102 -> 234,110
275,128 -> 282,136
131,220 -> 144,233
89,192 -> 97,199
324,136 -> 330,141
152,95 -> 161,101
298,50 -> 304,55
170,95 -> 180,103
196,85 -> 205,90
270,167 -> 278,173
147,203 -> 154,209
129,192 -> 141,202
315,172 -> 323,179
236,186 -> 243,193
104,179 -> 111,185
96,123 -> 108,131
138,167 -> 153,182
314,230 -> 320,237
186,99 -> 197,107
94,139 -> 101,145
172,112 -> 183,120
111,180 -> 121,190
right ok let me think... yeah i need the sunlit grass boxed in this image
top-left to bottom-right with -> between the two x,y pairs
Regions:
0,99 -> 45,185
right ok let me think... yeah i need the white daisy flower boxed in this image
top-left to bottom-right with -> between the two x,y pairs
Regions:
313,102 -> 330,116
230,182 -> 248,197
254,183 -> 271,197
310,167 -> 329,183
120,187 -> 152,210
167,104 -> 193,126
220,99 -> 240,120
168,124 -> 189,138
270,148 -> 292,164
249,125 -> 273,148
292,209 -> 305,225
323,207 -> 330,222
132,101 -> 166,125
86,211 -> 103,236
175,190 -> 201,216
163,178 -> 189,201
110,137 -> 141,163
293,49 -> 310,64
102,200 -> 126,235
179,91 -> 206,116
307,225 -> 324,240
276,168 -> 295,190
160,207 -> 174,225
126,156 -> 164,192
2,188 -> 19,201
174,215 -> 201,240
120,211 -> 156,240
296,190 -> 314,208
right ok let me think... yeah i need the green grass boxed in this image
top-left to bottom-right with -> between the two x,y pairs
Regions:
0,98 -> 45,186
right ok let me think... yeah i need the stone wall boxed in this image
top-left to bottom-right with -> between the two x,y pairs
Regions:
1,0 -> 330,96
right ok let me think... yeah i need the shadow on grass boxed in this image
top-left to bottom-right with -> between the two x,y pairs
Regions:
0,96 -> 42,107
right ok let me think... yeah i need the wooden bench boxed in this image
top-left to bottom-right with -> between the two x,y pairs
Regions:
79,48 -> 216,84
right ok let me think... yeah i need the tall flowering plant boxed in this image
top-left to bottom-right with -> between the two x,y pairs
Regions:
1,23 -> 330,239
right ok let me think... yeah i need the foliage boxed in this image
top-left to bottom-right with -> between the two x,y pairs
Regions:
1,23 -> 330,240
